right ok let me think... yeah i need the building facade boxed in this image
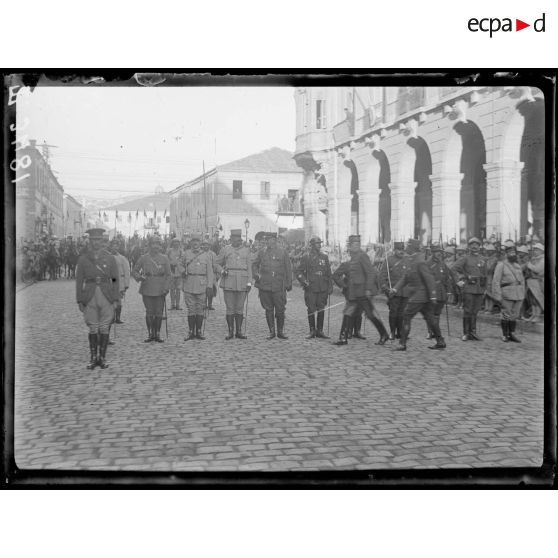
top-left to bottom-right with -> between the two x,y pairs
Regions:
63,193 -> 87,239
16,140 -> 65,241
170,148 -> 304,240
294,86 -> 545,247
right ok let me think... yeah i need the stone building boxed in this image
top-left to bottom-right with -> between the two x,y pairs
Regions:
63,193 -> 87,239
294,86 -> 545,247
169,147 -> 304,240
15,140 -> 65,241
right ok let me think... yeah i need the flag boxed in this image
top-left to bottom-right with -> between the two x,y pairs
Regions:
144,209 -> 147,218
154,208 -> 157,218
66,209 -> 69,218
98,211 -> 101,218
163,209 -> 167,218
136,209 -> 139,218
115,210 -> 119,219
128,212 -> 132,223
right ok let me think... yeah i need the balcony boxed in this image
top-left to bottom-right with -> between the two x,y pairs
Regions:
332,118 -> 354,144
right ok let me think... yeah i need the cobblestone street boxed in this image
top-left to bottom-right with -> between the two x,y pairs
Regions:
14,279 -> 545,472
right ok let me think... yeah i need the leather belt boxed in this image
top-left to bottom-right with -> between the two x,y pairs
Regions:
227,268 -> 247,271
501,282 -> 520,287
86,277 -> 110,284
188,273 -> 206,276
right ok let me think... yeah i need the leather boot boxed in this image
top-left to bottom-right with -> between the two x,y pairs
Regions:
170,291 -> 176,309
175,290 -> 182,310
306,314 -> 316,339
388,315 -> 396,340
86,333 -> 98,369
276,313 -> 288,339
196,315 -> 205,340
97,333 -> 109,369
115,306 -> 124,324
185,315 -> 196,341
395,321 -> 409,351
501,319 -> 510,342
428,336 -> 446,350
235,314 -> 247,339
469,316 -> 481,341
462,318 -> 471,341
153,316 -> 164,342
266,310 -> 276,340
334,316 -> 350,345
352,314 -> 366,340
144,315 -> 154,342
225,315 -> 235,340
370,313 -> 389,345
315,311 -> 329,338
508,320 -> 521,343
107,324 -> 115,345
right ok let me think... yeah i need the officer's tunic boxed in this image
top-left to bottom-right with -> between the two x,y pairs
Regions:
167,246 -> 184,307
296,250 -> 332,313
425,256 -> 454,329
526,254 -> 544,309
492,259 -> 526,320
181,249 -> 214,315
252,246 -> 292,315
217,244 -> 253,315
380,254 -> 410,334
451,254 -> 488,319
114,252 -> 130,304
76,249 -> 119,334
133,253 -> 171,317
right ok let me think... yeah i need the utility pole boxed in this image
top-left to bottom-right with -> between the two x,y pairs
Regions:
202,160 -> 208,233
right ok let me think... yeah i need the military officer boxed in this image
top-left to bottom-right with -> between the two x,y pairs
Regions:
132,235 -> 171,343
524,242 -> 544,323
492,244 -> 526,342
109,240 -> 130,324
380,241 -> 410,340
296,236 -> 333,339
331,234 -> 389,346
452,236 -> 488,340
167,238 -> 184,310
216,229 -> 253,340
75,228 -> 120,369
389,239 -> 439,352
181,233 -> 214,340
424,243 -> 454,349
252,232 -> 292,340
202,238 -> 220,310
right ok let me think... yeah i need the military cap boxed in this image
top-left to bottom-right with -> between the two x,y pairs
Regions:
485,243 -> 496,251
309,235 -> 322,244
171,237 -> 181,244
503,239 -> 515,249
407,238 -> 421,248
393,242 -> 405,250
149,235 -> 162,244
348,234 -> 361,243
468,237 -> 481,245
516,245 -> 529,254
85,228 -> 106,239
266,232 -> 278,239
444,246 -> 456,255
429,243 -> 443,252
533,243 -> 545,252
190,233 -> 201,241
230,229 -> 243,238
457,244 -> 467,251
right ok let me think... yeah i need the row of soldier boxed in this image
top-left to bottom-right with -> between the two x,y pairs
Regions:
74,227 -> 545,369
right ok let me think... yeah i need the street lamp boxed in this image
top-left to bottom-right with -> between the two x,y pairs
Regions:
244,218 -> 250,243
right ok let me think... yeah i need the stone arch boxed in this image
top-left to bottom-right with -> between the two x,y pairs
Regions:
375,150 -> 391,243
361,149 -> 391,244
343,158 -> 359,234
408,136 -> 433,244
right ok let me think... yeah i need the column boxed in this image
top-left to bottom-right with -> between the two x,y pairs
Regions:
430,172 -> 463,243
358,188 -> 380,245
389,181 -> 415,242
484,161 -> 524,240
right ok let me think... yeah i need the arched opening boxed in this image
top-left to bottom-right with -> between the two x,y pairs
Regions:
374,150 -> 391,243
518,98 -> 545,239
454,121 -> 487,241
407,136 -> 432,244
343,159 -> 359,234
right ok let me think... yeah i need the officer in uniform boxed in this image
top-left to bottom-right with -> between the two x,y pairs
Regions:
389,239 -> 439,352
492,244 -> 525,342
296,236 -> 332,339
424,243 -> 454,349
216,229 -> 253,340
524,242 -> 544,323
202,238 -> 220,310
252,232 -> 292,340
75,228 -> 120,369
380,241 -> 410,340
167,238 -> 184,310
332,234 -> 389,346
452,236 -> 488,341
132,235 -> 171,343
109,239 -> 130,324
181,233 -> 214,340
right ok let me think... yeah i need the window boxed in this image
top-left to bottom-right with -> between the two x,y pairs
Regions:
166,216 -> 170,223
288,189 -> 300,213
233,180 -> 243,199
260,181 -> 271,200
316,100 -> 327,129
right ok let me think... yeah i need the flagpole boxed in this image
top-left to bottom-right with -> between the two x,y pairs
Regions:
202,160 -> 208,233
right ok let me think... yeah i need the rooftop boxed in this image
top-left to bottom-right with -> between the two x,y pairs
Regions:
102,192 -> 170,211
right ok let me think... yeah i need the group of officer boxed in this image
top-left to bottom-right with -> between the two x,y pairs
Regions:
75,226 -> 544,369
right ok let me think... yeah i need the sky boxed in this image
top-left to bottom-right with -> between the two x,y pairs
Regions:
17,86 -> 296,203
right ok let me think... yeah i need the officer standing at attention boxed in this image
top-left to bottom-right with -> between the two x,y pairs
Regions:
75,228 -> 120,369
296,236 -> 332,339
332,234 -> 389,346
424,243 -> 454,350
389,238 -> 439,352
252,232 -> 292,340
452,237 -> 488,341
216,229 -> 253,340
202,238 -> 220,311
181,233 -> 214,340
492,243 -> 525,343
109,239 -> 130,324
132,235 -> 171,343
167,238 -> 184,310
380,241 -> 410,340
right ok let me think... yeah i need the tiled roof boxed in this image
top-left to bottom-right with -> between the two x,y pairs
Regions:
217,147 -> 300,174
103,192 -> 170,211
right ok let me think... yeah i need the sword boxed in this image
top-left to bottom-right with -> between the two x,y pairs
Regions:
244,289 -> 250,336
308,300 -> 345,317
327,293 -> 331,336
202,303 -> 208,336
113,307 -> 117,340
163,297 -> 168,339
445,302 -> 450,337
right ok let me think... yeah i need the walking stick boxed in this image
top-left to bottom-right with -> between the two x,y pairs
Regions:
113,307 -> 117,340
244,289 -> 250,336
445,302 -> 450,337
163,297 -> 168,339
202,303 -> 208,336
327,293 -> 331,336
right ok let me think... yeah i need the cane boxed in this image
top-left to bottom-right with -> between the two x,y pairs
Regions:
445,302 -> 450,337
327,293 -> 331,336
163,297 -> 169,339
244,289 -> 250,336
113,308 -> 117,340
202,303 -> 208,336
